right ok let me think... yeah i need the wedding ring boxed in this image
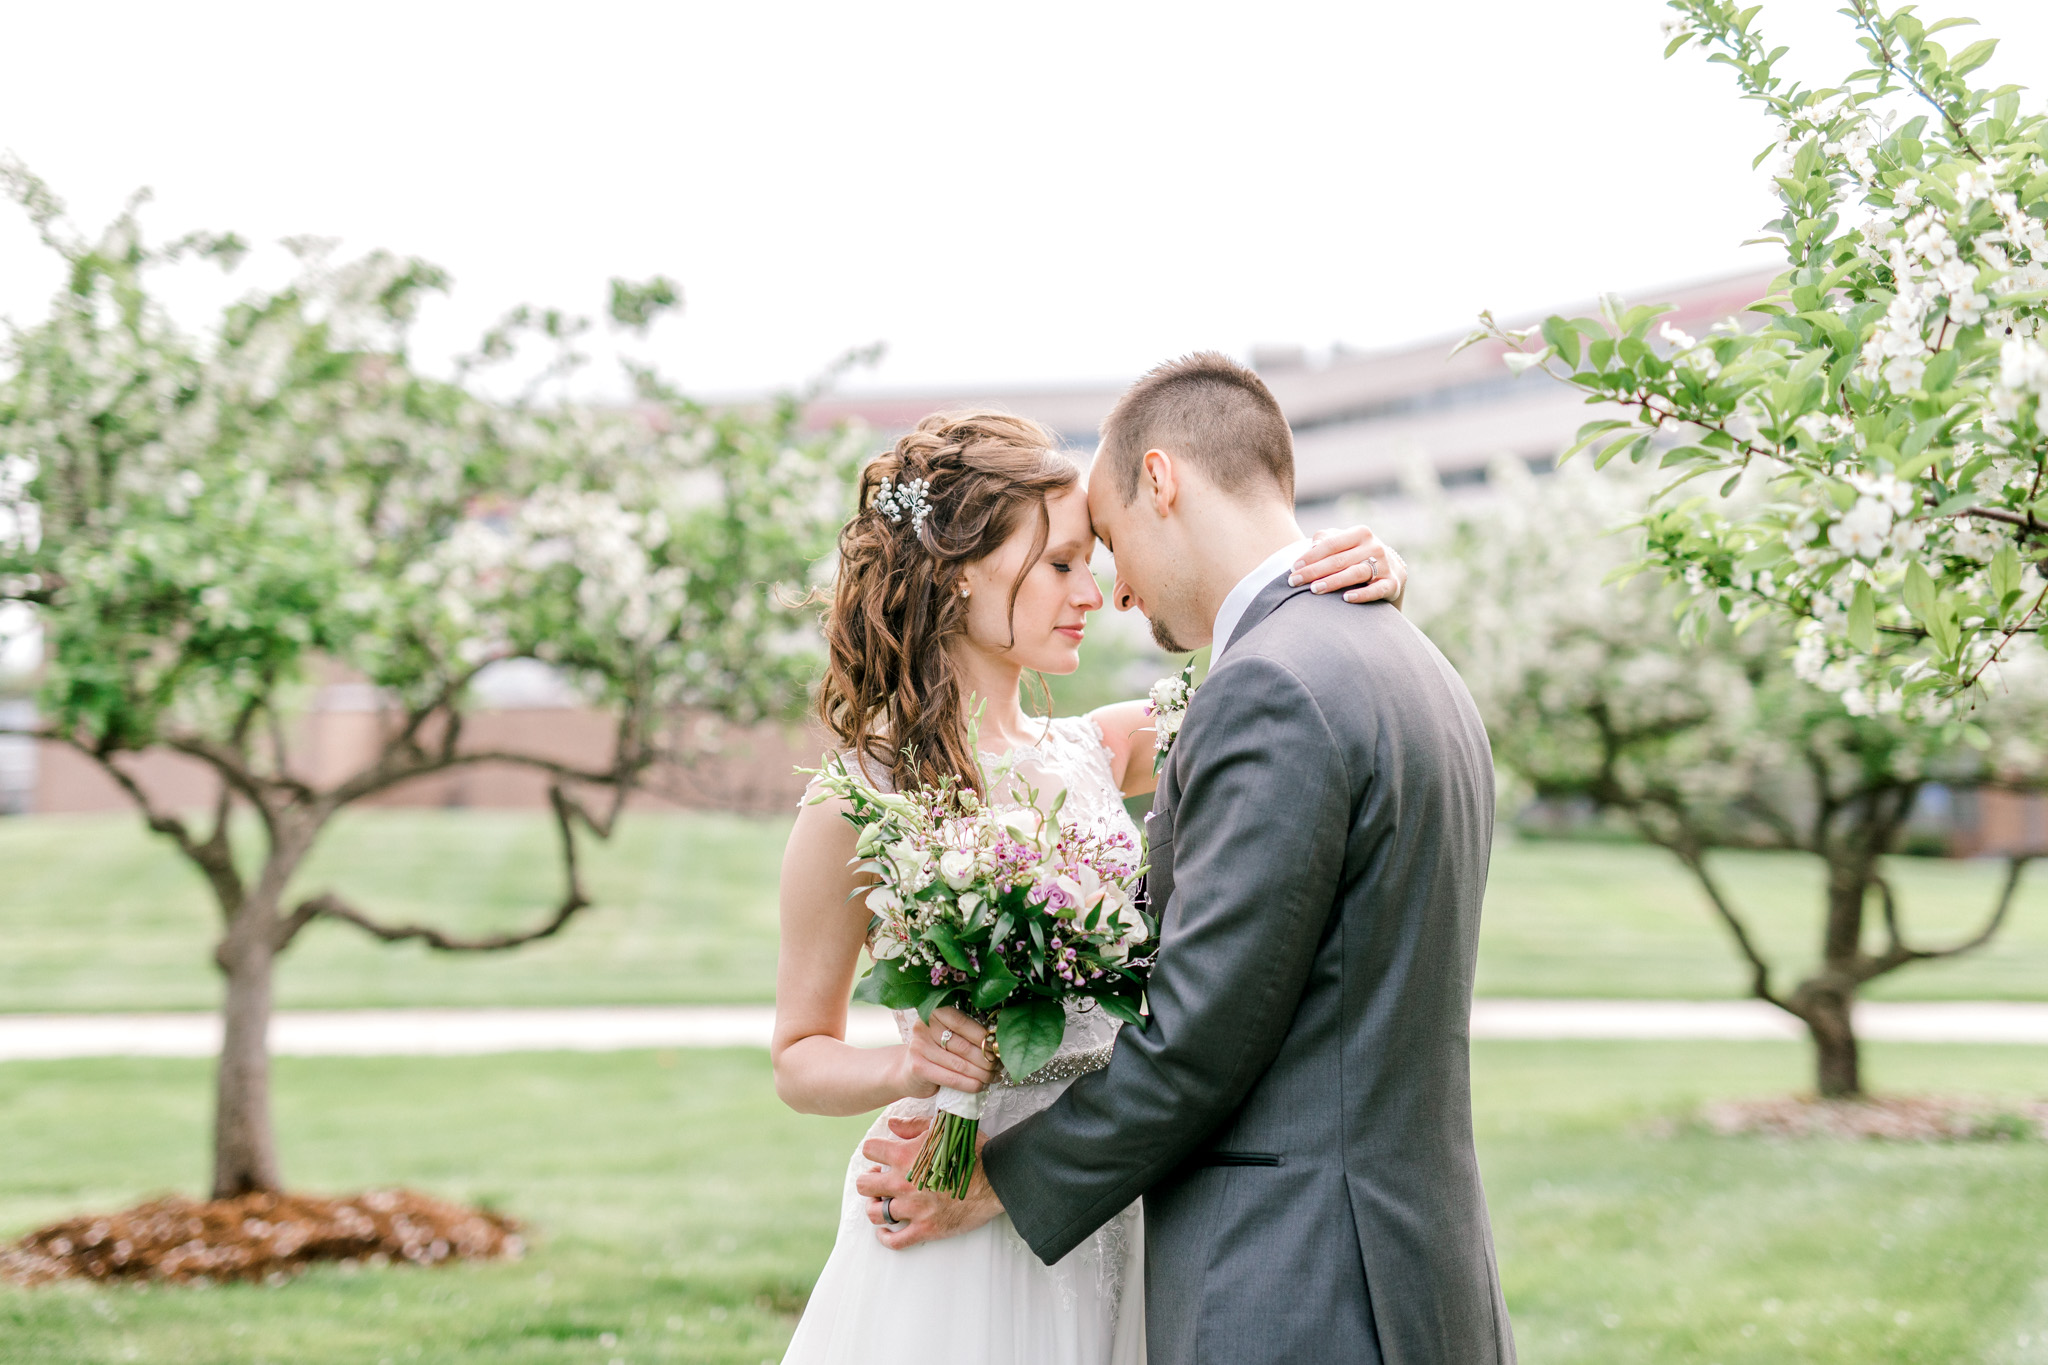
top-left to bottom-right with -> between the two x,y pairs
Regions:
939,1028 -> 954,1049
881,1196 -> 904,1227
1366,555 -> 1380,577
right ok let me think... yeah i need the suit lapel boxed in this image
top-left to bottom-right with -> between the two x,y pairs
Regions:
1142,575 -> 1310,923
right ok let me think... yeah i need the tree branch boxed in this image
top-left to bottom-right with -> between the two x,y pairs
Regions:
157,734 -> 294,827
277,782 -> 620,952
1955,505 -> 2047,539
70,738 -> 247,915
1654,830 -> 1792,1012
1848,0 -> 1985,163
1913,856 -> 2031,961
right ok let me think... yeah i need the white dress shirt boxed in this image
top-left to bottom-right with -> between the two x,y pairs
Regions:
1210,536 -> 1311,659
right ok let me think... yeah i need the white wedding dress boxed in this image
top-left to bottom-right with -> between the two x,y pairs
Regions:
781,715 -> 1146,1365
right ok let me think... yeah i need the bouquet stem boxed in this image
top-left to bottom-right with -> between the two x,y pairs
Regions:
910,1085 -> 985,1199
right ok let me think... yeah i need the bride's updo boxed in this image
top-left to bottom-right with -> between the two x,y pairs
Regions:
817,410 -> 1079,796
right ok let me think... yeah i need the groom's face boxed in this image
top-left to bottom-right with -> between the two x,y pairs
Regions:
1085,462 -> 1204,654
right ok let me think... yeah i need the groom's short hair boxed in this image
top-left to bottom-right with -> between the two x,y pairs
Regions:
1097,351 -> 1295,505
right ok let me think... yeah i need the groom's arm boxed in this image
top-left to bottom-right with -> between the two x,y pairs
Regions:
981,654 -> 1354,1265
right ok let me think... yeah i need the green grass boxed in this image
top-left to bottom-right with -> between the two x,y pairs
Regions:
4,811 -> 2047,1011
0,811 -> 791,1012
3,1042 -> 2046,1363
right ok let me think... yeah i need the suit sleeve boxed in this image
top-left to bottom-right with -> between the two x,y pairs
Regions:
981,655 -> 1353,1264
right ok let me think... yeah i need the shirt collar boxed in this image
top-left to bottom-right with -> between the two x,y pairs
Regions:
1211,536 -> 1312,660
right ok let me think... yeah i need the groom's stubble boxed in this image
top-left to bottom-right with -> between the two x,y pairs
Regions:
1148,613 -> 1193,655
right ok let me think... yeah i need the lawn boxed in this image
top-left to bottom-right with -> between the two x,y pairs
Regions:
2,1042 -> 2046,1363
3,811 -> 2046,1011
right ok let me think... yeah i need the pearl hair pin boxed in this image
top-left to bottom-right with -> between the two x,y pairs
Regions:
874,475 -> 934,534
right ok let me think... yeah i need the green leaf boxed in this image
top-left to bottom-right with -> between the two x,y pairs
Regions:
1093,994 -> 1144,1028
971,955 -> 1019,1011
1951,38 -> 1998,76
917,985 -> 955,1024
850,968 -> 883,1005
1541,316 -> 1581,370
1559,419 -> 1634,465
1904,559 -> 1940,624
926,920 -> 973,972
1847,581 -> 1877,652
1990,543 -> 2022,605
997,997 -> 1068,1082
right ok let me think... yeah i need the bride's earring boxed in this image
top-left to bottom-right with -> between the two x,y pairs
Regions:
959,586 -> 971,598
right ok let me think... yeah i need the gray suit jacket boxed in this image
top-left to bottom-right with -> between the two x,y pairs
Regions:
982,577 -> 1514,1365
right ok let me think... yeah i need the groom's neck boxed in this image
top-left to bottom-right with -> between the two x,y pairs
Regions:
1184,498 -> 1305,633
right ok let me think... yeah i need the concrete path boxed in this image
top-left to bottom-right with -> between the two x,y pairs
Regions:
3,1000 -> 2046,1061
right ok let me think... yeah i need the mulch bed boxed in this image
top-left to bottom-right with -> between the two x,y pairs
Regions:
0,1189 -> 522,1287
1699,1094 -> 2048,1142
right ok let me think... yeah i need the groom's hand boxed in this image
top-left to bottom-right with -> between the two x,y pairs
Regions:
855,1117 -> 1004,1250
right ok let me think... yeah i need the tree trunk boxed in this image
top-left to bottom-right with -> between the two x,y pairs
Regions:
212,920 -> 283,1198
1802,987 -> 1861,1098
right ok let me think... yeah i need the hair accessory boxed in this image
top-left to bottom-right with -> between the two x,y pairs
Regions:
873,475 -> 933,535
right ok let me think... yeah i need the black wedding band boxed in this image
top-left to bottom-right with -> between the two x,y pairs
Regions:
881,1196 -> 903,1227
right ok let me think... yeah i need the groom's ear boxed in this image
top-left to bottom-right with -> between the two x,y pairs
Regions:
1142,448 -> 1180,517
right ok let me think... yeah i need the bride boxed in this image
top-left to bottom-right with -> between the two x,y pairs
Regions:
771,411 -> 1405,1365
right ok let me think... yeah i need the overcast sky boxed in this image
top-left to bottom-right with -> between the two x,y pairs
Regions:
3,0 -> 2047,399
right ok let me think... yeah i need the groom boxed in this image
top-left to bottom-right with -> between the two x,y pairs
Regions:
859,352 -> 1516,1363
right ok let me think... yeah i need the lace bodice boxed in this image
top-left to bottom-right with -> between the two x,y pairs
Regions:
883,713 -> 1141,1135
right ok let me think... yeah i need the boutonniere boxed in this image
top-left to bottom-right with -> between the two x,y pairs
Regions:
1146,661 -> 1199,775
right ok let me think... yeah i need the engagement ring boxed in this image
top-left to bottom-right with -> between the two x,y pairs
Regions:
939,1028 -> 954,1048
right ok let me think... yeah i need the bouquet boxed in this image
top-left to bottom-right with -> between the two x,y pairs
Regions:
808,751 -> 1153,1197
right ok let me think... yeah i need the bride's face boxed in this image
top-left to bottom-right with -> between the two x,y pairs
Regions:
955,484 -> 1103,676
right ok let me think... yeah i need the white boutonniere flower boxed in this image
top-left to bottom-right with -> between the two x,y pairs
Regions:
1147,661 -> 1199,775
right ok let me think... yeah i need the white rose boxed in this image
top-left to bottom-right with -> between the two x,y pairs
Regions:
1115,902 -> 1148,941
1000,807 -> 1047,849
939,849 -> 976,890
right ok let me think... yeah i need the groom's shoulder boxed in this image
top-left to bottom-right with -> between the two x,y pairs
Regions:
1220,591 -> 1471,723
1234,590 -> 1434,679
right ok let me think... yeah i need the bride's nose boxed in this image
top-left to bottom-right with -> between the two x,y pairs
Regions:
1075,570 -> 1104,612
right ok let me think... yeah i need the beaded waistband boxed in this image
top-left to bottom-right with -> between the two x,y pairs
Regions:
998,1041 -> 1115,1089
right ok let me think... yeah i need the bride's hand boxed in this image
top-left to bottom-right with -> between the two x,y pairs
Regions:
1288,525 -> 1408,606
898,1006 -> 997,1097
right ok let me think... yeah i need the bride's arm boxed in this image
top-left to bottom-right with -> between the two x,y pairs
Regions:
771,794 -> 994,1116
1092,524 -> 1412,797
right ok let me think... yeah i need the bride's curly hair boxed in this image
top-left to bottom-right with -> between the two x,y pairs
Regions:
818,411 -> 1079,796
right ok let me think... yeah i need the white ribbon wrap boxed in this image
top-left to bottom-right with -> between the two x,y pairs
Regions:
935,1083 -> 984,1121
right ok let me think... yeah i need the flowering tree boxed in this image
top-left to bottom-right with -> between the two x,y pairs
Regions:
1412,462 -> 2045,1096
1466,0 -> 2048,720
0,163 -> 861,1198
